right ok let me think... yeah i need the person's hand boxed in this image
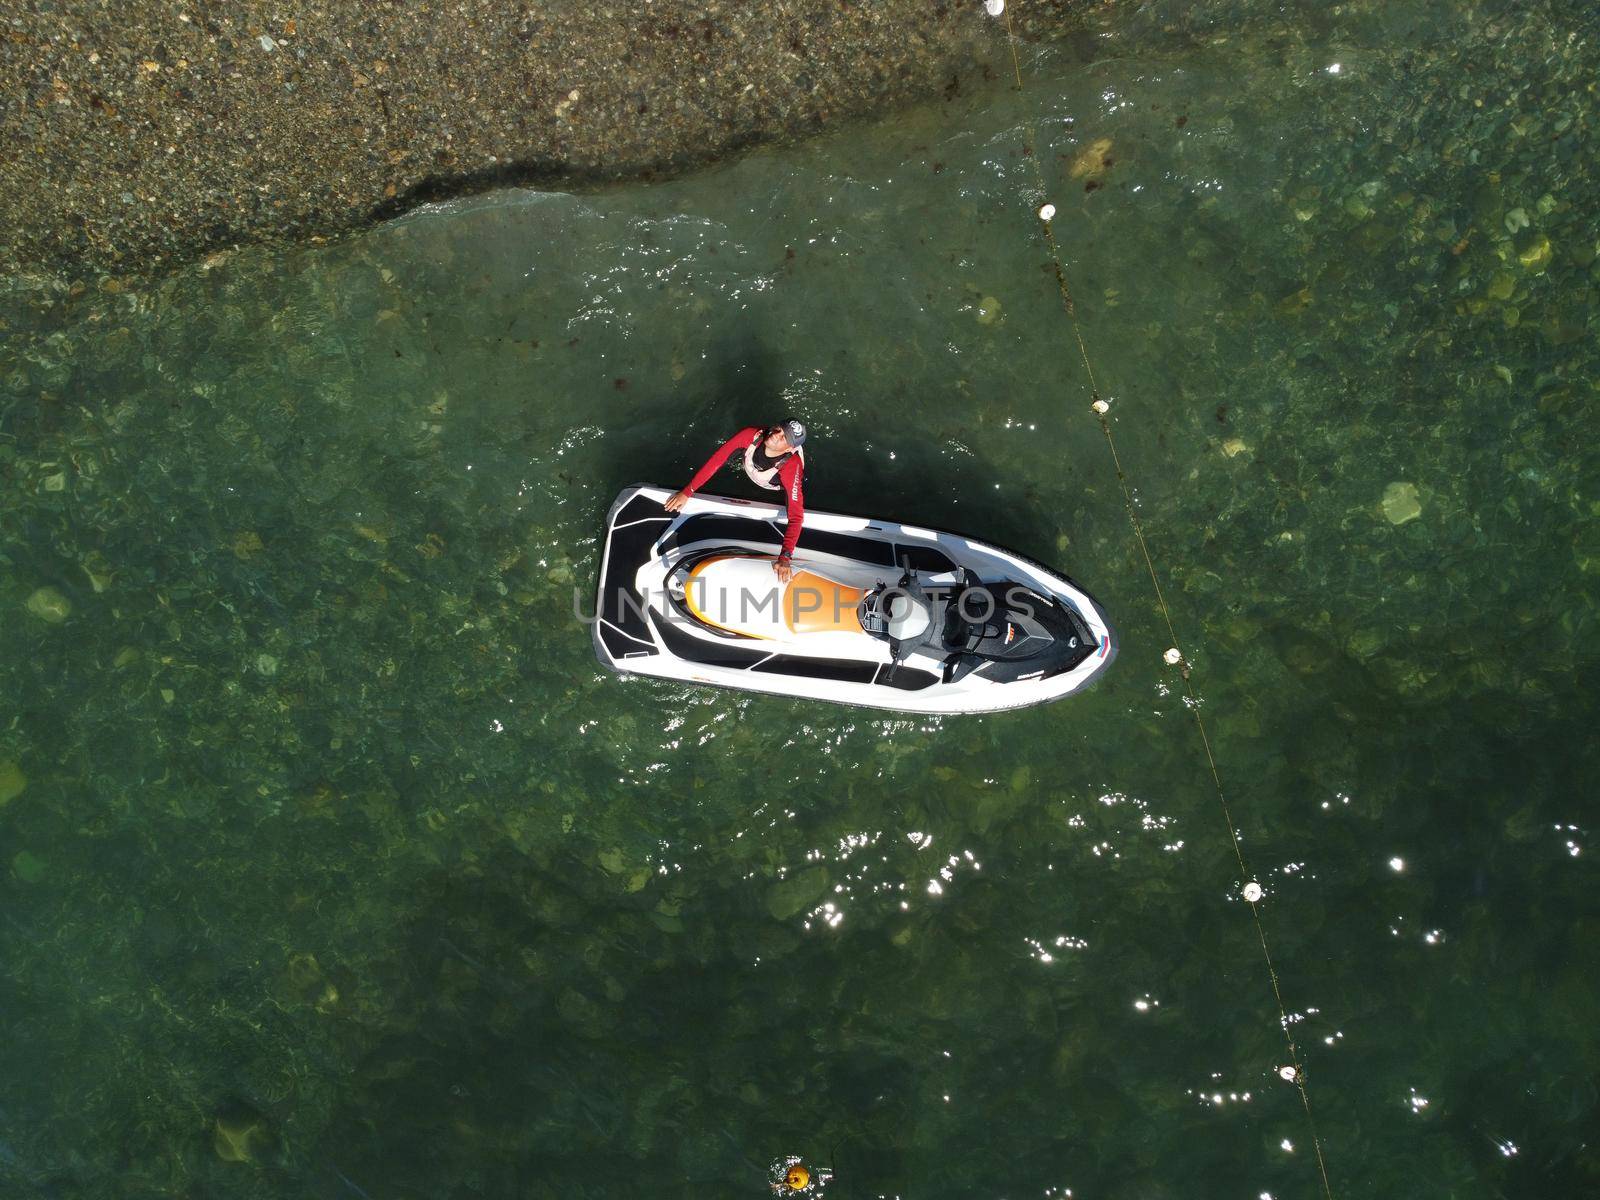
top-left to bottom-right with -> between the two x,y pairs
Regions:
773,556 -> 794,584
663,489 -> 690,513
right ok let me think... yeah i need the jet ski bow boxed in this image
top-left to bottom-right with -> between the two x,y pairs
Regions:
591,486 -> 1116,715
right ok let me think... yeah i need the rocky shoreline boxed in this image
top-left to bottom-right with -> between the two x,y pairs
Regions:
0,0 -> 1078,283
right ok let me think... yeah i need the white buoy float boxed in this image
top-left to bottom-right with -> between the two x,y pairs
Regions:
1038,203 -> 1056,221
1091,398 -> 1110,414
1243,882 -> 1263,903
985,0 -> 1005,15
1163,647 -> 1182,665
1278,1065 -> 1299,1082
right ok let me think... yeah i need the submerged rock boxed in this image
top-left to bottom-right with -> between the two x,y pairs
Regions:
767,867 -> 830,920
1381,482 -> 1422,526
1067,137 -> 1114,179
1347,628 -> 1388,662
1518,234 -> 1553,272
11,850 -> 47,882
25,587 -> 71,623
1344,180 -> 1383,220
0,760 -> 25,806
81,551 -> 114,593
213,1101 -> 272,1163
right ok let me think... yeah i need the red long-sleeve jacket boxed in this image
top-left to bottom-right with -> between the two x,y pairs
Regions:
682,426 -> 805,558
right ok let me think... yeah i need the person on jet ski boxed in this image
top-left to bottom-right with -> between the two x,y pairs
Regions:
664,418 -> 808,582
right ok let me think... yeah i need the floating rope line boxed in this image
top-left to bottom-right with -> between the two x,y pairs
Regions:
991,8 -> 1335,1198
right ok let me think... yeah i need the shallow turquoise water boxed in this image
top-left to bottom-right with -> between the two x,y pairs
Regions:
2,1 -> 1598,1197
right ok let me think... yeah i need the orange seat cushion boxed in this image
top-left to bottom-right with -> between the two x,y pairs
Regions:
784,571 -> 865,634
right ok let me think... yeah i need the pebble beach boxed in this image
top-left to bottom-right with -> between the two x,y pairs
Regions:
1,0 -> 1074,281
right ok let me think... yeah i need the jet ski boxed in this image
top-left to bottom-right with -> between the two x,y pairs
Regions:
591,485 -> 1116,715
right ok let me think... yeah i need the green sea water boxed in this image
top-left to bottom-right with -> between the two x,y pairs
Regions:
2,0 -> 1597,1196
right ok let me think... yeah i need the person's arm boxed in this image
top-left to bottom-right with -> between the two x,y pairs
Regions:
685,427 -> 760,495
665,427 -> 759,512
776,457 -> 805,560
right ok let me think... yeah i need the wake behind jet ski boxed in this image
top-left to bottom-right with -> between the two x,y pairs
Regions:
591,486 -> 1115,715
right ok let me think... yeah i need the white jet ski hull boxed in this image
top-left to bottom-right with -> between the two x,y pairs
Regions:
591,486 -> 1116,715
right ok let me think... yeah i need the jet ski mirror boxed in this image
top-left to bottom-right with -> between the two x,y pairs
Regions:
942,655 -> 981,685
